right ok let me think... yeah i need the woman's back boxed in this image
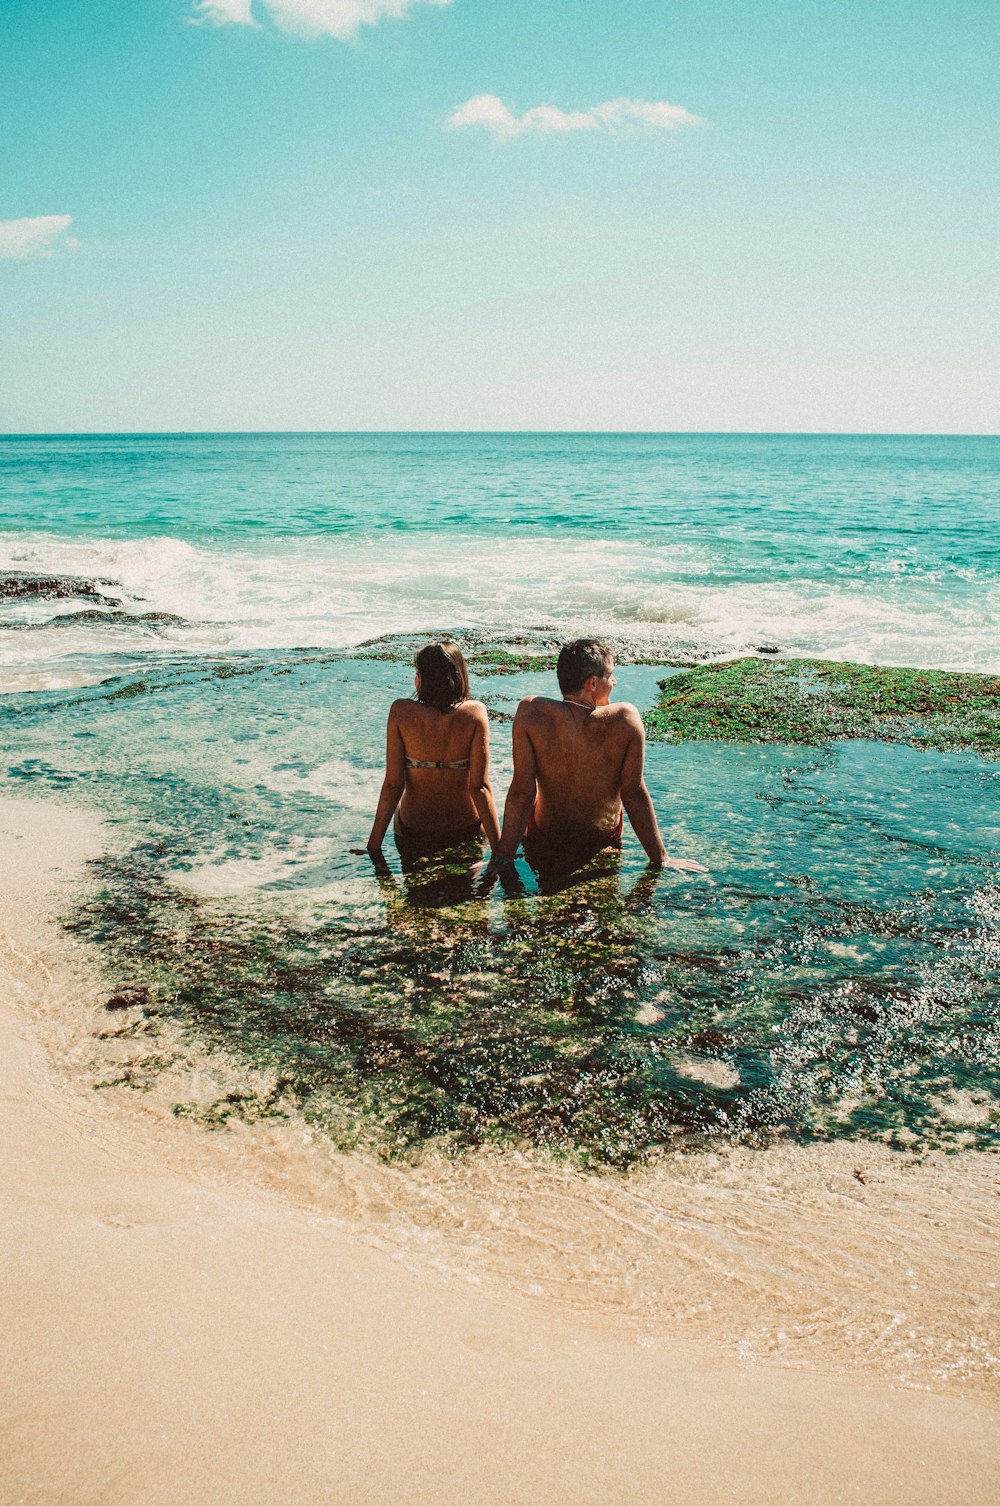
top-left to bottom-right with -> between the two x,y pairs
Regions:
365,642 -> 501,854
393,699 -> 486,832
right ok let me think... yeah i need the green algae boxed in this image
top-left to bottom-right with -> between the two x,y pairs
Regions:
67,842 -> 1000,1167
645,658 -> 1000,759
350,646 -> 560,675
466,649 -> 558,675
105,679 -> 150,700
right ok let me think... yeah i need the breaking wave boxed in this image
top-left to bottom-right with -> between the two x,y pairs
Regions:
2,529 -> 997,689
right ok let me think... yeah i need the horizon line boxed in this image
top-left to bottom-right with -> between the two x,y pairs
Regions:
1,429 -> 997,440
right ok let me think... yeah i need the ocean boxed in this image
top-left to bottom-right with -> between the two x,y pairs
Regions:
1,432 -> 997,1166
1,432 -> 998,690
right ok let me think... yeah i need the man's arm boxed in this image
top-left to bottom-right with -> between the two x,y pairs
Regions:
620,708 -> 708,872
494,702 -> 539,863
619,709 -> 668,866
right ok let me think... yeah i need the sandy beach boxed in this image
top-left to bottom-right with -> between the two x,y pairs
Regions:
1,793 -> 997,1505
7,0 -> 1000,1482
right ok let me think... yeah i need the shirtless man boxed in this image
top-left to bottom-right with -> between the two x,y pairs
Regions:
492,638 -> 706,877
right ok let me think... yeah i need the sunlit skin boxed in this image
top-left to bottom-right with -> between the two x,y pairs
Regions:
365,670 -> 501,855
493,657 -> 708,874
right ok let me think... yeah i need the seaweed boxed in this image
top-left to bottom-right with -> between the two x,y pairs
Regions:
645,658 -> 1000,759
68,842 -> 1000,1167
466,650 -> 559,675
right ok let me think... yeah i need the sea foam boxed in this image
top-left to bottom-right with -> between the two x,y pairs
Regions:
2,528 -> 996,677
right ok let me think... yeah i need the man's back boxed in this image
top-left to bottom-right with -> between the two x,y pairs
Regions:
514,695 -> 641,835
493,637 -> 704,876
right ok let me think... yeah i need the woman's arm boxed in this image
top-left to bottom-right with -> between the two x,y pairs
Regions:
494,703 -> 538,864
468,707 -> 501,852
366,704 -> 406,853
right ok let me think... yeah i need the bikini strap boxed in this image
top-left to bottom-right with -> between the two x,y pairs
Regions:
405,757 -> 471,769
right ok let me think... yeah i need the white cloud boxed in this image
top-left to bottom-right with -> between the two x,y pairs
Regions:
447,94 -> 703,140
0,214 -> 75,260
192,0 -> 256,24
192,0 -> 451,40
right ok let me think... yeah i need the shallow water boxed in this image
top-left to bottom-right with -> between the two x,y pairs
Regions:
4,434 -> 998,1401
4,654 -> 996,1162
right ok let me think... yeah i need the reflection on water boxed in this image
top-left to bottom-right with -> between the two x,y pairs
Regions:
383,827 -> 489,913
3,653 -> 999,1164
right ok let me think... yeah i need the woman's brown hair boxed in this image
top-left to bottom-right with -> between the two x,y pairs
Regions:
414,642 -> 470,712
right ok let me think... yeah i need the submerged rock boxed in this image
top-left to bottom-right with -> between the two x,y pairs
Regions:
353,627 -> 703,673
105,984 -> 151,1011
0,572 -> 122,607
71,840 -> 1000,1166
51,609 -> 184,628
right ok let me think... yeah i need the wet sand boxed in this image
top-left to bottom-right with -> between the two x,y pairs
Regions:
2,795 -> 998,1505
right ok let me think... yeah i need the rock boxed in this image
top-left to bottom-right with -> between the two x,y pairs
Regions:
105,985 -> 151,1011
53,609 -> 184,628
0,572 -> 122,607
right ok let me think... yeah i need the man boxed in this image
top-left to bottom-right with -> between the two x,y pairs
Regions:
492,638 -> 706,879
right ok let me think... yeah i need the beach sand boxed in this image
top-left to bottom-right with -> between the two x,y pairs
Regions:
2,795 -> 998,1506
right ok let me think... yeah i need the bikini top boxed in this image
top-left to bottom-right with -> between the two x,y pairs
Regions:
405,756 -> 470,770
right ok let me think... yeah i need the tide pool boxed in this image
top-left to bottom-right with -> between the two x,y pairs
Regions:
4,651 -> 996,1162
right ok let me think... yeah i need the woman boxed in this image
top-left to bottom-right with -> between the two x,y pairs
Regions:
365,642 -> 501,859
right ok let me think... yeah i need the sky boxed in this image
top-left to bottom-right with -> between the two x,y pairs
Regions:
1,0 -> 998,432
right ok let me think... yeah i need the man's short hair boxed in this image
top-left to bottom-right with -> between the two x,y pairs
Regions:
557,638 -> 613,695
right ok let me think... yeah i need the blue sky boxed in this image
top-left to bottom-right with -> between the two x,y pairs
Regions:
2,0 -> 997,431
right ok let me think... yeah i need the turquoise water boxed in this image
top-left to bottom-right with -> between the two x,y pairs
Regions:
4,654 -> 998,1160
2,433 -> 998,688
1,434 -> 997,1160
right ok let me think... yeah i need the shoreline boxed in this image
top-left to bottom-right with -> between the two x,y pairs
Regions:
1,792 -> 998,1503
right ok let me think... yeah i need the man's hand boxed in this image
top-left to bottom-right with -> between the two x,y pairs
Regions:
662,855 -> 709,873
481,854 -> 526,896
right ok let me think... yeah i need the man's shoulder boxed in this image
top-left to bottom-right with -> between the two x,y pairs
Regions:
514,697 -> 641,719
603,701 -> 644,733
514,694 -> 548,717
517,693 -> 594,723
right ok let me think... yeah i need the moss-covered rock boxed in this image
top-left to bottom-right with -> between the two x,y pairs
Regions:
349,631 -> 699,676
645,658 -> 1000,759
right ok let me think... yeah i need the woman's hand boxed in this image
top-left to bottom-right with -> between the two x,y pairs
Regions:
351,845 -> 391,876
